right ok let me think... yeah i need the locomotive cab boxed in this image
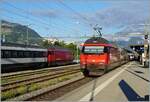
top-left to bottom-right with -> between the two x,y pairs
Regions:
80,44 -> 110,76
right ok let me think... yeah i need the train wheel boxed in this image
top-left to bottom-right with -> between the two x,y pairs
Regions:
104,66 -> 108,73
83,69 -> 89,77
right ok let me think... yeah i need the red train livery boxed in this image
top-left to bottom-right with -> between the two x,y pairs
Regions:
47,47 -> 74,66
80,37 -> 128,76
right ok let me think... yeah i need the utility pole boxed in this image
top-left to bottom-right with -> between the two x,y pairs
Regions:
75,41 -> 79,63
26,24 -> 32,46
0,20 -> 2,43
143,31 -> 149,67
26,25 -> 29,45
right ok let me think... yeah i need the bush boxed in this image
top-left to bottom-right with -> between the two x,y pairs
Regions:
1,90 -> 17,100
16,86 -> 27,95
28,84 -> 40,92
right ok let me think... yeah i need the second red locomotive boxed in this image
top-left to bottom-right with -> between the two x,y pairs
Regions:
47,46 -> 74,66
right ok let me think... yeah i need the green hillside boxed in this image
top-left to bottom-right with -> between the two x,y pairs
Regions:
1,20 -> 43,45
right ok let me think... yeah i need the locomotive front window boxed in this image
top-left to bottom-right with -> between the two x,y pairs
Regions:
83,46 -> 105,54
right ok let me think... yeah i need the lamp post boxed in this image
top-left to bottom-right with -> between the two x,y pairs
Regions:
76,41 -> 79,63
75,21 -> 80,63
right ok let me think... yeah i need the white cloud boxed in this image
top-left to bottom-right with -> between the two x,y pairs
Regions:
79,0 -> 150,28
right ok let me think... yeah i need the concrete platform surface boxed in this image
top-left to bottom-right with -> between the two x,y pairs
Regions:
55,61 -> 149,102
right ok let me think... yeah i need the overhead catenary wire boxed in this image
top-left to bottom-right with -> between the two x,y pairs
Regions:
2,8 -> 80,35
57,0 -> 94,28
2,1 -> 141,40
1,0 -> 84,35
28,0 -> 87,35
1,0 -> 93,38
1,1 -> 54,27
57,0 -> 102,37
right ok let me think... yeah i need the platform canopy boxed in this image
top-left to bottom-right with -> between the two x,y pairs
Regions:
130,44 -> 144,54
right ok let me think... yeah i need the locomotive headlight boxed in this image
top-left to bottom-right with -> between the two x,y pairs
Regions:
81,65 -> 86,69
99,62 -> 104,64
82,65 -> 86,69
92,60 -> 95,62
80,63 -> 86,69
82,62 -> 86,65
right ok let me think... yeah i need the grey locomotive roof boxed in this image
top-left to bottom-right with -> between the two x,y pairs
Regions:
1,46 -> 47,51
1,42 -> 70,52
84,37 -> 109,44
1,42 -> 44,48
48,45 -> 70,52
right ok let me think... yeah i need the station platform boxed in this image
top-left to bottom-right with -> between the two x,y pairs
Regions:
55,61 -> 149,101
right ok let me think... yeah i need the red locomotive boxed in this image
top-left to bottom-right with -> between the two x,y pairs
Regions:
47,46 -> 74,66
80,37 -> 128,76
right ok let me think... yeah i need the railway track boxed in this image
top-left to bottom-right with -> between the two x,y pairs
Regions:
7,76 -> 93,101
1,64 -> 79,84
1,64 -> 79,80
2,63 -> 124,101
27,77 -> 93,101
1,69 -> 80,92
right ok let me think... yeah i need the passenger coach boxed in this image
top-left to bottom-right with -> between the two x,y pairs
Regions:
1,43 -> 47,72
1,43 -> 74,72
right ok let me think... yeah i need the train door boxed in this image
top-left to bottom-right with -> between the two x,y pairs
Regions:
109,47 -> 117,69
48,50 -> 55,66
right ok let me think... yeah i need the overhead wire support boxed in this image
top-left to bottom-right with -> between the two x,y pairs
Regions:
93,24 -> 102,37
57,0 -> 104,38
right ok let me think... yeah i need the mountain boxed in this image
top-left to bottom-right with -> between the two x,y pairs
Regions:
1,20 -> 43,45
113,25 -> 145,48
115,24 -> 145,35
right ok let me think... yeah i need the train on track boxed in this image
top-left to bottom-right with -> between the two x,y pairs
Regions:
80,37 -> 129,76
1,43 -> 74,72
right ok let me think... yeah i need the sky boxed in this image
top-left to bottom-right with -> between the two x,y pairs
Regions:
0,0 -> 150,42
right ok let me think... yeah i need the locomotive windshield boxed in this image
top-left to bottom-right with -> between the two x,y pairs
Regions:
83,46 -> 105,54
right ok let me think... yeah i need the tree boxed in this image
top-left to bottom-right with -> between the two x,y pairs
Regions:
53,41 -> 66,47
40,40 -> 52,48
66,43 -> 80,58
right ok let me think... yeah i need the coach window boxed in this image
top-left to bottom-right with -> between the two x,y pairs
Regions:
30,51 -> 34,57
12,50 -> 18,58
48,51 -> 54,55
43,52 -> 47,57
33,51 -> 37,57
23,51 -> 26,57
19,51 -> 24,58
29,51 -> 32,57
32,51 -> 36,58
4,50 -> 11,58
41,51 -> 45,57
24,51 -> 30,58
1,50 -> 4,58
104,47 -> 109,53
38,51 -> 42,57
48,51 -> 51,55
29,51 -> 33,57
38,52 -> 41,57
34,51 -> 37,57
